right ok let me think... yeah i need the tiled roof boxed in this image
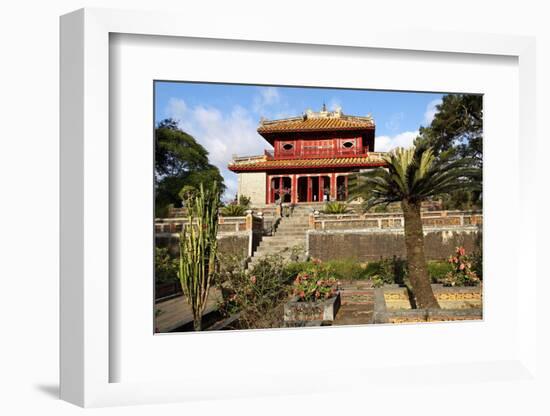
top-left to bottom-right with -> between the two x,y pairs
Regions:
228,154 -> 386,172
257,115 -> 375,134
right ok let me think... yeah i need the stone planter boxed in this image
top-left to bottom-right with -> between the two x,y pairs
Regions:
284,292 -> 341,323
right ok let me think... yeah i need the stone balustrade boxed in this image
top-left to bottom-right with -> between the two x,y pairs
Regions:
310,210 -> 482,231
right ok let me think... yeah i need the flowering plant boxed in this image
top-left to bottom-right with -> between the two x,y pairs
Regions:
292,260 -> 339,302
441,246 -> 480,287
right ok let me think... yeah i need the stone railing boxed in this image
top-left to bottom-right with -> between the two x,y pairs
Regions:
310,210 -> 482,231
155,212 -> 264,235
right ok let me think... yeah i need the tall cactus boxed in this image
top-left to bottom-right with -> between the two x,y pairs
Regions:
178,182 -> 220,330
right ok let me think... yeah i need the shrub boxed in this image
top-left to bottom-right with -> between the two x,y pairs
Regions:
440,246 -> 480,287
364,257 -> 407,287
238,195 -> 251,207
155,247 -> 179,284
372,205 -> 389,213
323,258 -> 368,281
427,261 -> 454,283
220,204 -> 247,217
292,262 -> 339,302
472,231 -> 483,279
323,201 -> 348,214
284,261 -> 312,279
216,254 -> 291,329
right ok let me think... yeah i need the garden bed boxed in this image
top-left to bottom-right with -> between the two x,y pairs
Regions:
374,285 -> 483,324
383,284 -> 482,310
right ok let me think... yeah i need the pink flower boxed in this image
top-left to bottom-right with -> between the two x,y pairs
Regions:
250,275 -> 257,284
458,247 -> 466,256
459,263 -> 465,270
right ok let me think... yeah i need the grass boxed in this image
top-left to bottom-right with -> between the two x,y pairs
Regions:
284,257 -> 456,286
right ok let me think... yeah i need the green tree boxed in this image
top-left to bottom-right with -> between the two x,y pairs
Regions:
416,94 -> 483,209
155,119 -> 224,214
417,94 -> 482,163
349,144 -> 481,308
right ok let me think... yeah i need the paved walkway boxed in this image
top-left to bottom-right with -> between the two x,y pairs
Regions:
155,288 -> 222,332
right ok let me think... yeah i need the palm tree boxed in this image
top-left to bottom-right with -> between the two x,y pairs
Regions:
349,144 -> 481,308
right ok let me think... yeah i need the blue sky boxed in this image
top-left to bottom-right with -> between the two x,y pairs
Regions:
155,82 -> 445,200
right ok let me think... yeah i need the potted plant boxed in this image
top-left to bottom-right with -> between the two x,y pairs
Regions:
284,261 -> 341,323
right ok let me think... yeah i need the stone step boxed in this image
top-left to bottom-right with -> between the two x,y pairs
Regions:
257,244 -> 304,252
255,245 -> 304,254
253,248 -> 302,257
271,231 -> 308,237
276,226 -> 309,232
258,239 -> 305,246
276,224 -> 309,232
259,236 -> 306,243
260,234 -> 306,242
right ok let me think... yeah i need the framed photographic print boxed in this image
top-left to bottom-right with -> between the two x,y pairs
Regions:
60,7 -> 539,409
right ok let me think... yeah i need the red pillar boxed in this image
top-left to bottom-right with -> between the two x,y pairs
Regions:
266,175 -> 271,204
291,175 -> 297,204
330,173 -> 336,201
307,176 -> 312,202
319,176 -> 324,202
345,175 -> 349,200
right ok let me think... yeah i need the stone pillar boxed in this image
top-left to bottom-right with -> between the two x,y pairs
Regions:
245,212 -> 253,230
308,212 -> 316,229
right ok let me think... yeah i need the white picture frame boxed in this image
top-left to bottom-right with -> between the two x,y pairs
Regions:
60,7 -> 539,408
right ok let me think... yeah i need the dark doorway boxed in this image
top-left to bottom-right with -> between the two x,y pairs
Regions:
311,176 -> 319,202
297,177 -> 308,202
321,175 -> 331,202
282,176 -> 292,203
337,176 -> 348,201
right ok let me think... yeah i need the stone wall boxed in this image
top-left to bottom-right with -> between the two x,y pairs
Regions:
156,232 -> 250,260
155,213 -> 264,261
218,233 -> 250,260
238,171 -> 266,206
307,227 -> 480,262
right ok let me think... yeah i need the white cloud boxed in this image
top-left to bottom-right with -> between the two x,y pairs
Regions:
253,87 -> 281,114
423,98 -> 442,126
385,112 -> 405,132
375,131 -> 418,152
165,98 -> 270,202
328,98 -> 342,111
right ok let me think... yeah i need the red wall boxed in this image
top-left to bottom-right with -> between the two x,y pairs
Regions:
271,130 -> 374,159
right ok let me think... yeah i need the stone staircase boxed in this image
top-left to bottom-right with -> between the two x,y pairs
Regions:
247,207 -> 312,269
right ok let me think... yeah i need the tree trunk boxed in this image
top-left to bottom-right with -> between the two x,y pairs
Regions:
401,200 -> 440,309
193,314 -> 202,331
